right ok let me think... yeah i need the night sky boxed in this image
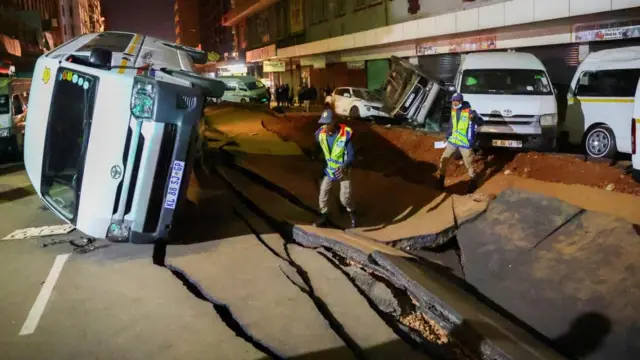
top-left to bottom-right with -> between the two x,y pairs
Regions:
101,0 -> 176,41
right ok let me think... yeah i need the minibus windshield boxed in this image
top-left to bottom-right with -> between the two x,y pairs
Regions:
41,68 -> 97,221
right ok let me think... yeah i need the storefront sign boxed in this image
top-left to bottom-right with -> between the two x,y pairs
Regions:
417,35 -> 496,55
300,55 -> 326,69
447,35 -> 496,53
246,44 -> 276,63
346,61 -> 365,69
290,0 -> 304,34
573,19 -> 640,42
416,44 -> 437,55
264,60 -> 285,72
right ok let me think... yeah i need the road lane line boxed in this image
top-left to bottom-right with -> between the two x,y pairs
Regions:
19,253 -> 71,336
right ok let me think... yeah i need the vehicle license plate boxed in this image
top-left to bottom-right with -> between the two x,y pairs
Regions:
492,140 -> 523,148
164,160 -> 185,209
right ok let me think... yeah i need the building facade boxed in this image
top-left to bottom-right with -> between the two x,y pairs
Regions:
199,0 -> 233,57
0,0 -> 63,74
58,0 -> 104,42
174,0 -> 200,47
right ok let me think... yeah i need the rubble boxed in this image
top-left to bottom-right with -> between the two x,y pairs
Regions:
401,312 -> 449,345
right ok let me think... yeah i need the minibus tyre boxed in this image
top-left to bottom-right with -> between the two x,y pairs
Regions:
633,169 -> 640,183
240,98 -> 248,104
584,125 -> 616,159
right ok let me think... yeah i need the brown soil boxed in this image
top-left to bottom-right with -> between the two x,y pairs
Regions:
400,312 -> 449,345
262,115 -> 640,196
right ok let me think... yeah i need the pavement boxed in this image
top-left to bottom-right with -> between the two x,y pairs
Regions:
0,161 -> 434,360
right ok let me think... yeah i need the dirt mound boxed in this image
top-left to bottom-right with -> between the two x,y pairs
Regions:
262,115 -> 640,196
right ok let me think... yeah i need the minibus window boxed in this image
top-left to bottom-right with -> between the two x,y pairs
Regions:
0,95 -> 8,114
461,69 -> 553,95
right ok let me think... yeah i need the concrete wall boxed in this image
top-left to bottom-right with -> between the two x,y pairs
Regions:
387,0 -> 509,25
305,0 -> 387,43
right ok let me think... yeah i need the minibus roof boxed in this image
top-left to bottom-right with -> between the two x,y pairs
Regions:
462,52 -> 546,71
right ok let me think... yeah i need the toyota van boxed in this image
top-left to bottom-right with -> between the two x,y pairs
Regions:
24,31 -> 223,243
454,52 -> 558,150
564,47 -> 640,158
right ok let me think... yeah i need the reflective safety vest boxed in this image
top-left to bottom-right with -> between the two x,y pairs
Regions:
448,108 -> 471,148
318,124 -> 353,180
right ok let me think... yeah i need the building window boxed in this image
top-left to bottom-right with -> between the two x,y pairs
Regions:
69,5 -> 73,17
61,5 -> 65,17
311,0 -> 328,23
332,0 -> 345,16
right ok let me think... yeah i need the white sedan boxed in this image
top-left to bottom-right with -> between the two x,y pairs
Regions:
326,87 -> 390,119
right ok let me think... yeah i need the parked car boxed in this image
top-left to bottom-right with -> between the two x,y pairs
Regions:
563,46 -> 640,158
326,87 -> 390,119
0,77 -> 30,158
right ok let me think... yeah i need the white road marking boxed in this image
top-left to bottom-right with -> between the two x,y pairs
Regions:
19,253 -> 71,336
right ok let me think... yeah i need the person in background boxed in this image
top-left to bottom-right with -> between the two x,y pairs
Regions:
266,86 -> 272,107
324,84 -> 332,99
310,84 -> 318,108
313,109 -> 357,228
301,84 -> 310,112
437,93 -> 484,193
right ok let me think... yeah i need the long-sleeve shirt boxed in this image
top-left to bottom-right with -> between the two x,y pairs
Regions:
315,128 -> 355,168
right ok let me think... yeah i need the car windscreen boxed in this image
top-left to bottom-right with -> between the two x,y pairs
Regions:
246,80 -> 265,91
0,95 -> 8,114
77,32 -> 134,53
41,68 -> 97,222
461,69 -> 553,95
352,89 -> 380,102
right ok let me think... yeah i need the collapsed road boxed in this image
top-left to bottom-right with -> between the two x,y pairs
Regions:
202,105 -> 640,360
2,104 -> 638,360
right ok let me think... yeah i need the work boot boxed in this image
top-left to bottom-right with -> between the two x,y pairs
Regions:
466,178 -> 478,194
313,213 -> 329,228
437,175 -> 446,191
349,211 -> 357,228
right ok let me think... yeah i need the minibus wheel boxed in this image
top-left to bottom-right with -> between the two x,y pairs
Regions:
584,125 -> 616,159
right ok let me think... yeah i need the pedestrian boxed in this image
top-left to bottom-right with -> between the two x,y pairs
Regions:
310,84 -> 318,108
301,84 -> 311,112
324,84 -> 331,98
313,109 -> 357,228
266,86 -> 272,107
437,93 -> 484,193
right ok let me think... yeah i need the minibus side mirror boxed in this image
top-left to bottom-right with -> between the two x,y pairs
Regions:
89,48 -> 113,69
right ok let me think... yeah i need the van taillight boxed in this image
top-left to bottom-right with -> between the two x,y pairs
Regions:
633,118 -> 637,155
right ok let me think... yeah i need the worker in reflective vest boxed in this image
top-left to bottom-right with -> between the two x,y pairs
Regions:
314,109 -> 357,228
438,93 -> 484,193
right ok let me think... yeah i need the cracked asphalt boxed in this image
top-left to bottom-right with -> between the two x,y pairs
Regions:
0,162 -> 430,360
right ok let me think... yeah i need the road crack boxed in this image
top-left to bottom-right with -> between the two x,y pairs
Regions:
152,243 -> 284,359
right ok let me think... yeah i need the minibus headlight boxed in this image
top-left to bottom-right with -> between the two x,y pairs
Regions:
130,78 -> 157,119
540,114 -> 557,126
107,222 -> 130,239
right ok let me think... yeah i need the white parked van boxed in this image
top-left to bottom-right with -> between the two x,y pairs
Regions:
24,32 -> 223,243
454,52 -> 558,150
217,76 -> 269,104
633,80 -> 640,182
564,47 -> 640,159
0,77 -> 30,157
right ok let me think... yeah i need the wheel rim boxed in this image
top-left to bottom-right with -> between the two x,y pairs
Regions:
586,129 -> 610,157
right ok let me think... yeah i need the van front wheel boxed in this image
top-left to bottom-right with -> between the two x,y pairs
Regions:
584,125 -> 617,159
240,98 -> 248,104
